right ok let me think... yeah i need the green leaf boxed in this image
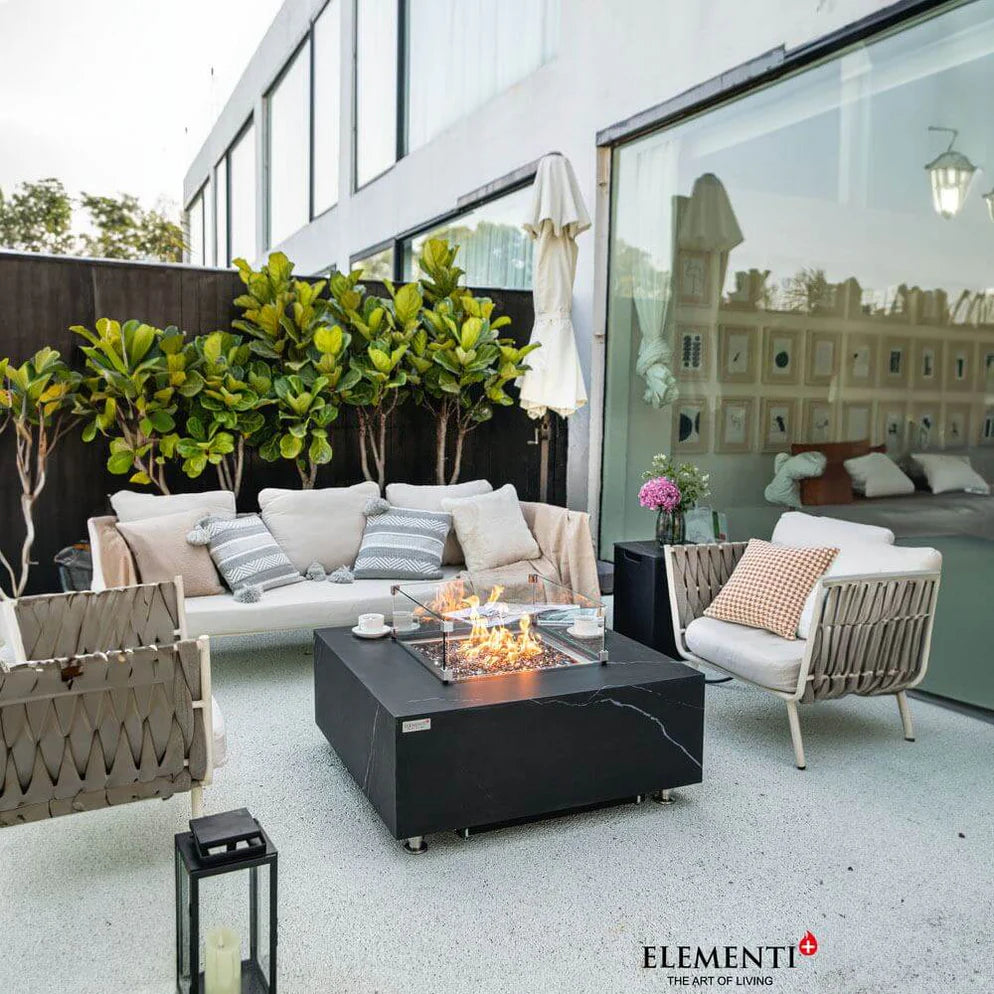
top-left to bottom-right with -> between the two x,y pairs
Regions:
128,471 -> 152,485
279,433 -> 303,459
309,434 -> 333,465
107,451 -> 135,474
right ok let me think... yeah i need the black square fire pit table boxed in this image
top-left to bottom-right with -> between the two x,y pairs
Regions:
313,627 -> 704,852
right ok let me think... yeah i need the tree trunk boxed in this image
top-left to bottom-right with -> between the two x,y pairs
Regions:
298,459 -> 317,489
435,409 -> 449,485
357,409 -> 373,483
448,425 -> 469,486
216,438 -> 245,496
374,408 -> 387,490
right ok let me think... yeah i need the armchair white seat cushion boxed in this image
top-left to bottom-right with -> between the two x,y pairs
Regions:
685,616 -> 805,693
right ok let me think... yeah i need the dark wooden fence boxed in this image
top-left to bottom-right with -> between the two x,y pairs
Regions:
0,251 -> 566,594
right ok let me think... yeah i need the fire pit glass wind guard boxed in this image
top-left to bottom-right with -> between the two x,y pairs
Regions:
390,574 -> 607,683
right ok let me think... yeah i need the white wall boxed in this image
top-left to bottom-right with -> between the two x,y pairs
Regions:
184,0 -> 894,512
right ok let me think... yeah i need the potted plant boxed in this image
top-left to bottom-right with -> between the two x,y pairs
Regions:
639,453 -> 711,547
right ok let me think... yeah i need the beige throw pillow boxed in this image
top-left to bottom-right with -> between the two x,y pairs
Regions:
703,538 -> 837,640
385,480 -> 492,564
441,484 -> 539,573
116,508 -> 225,597
258,482 -> 380,572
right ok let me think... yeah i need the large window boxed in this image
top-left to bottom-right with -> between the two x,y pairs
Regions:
352,244 -> 395,280
215,157 -> 228,266
267,43 -> 311,247
228,121 -> 257,263
312,0 -> 341,215
402,186 -> 534,289
355,0 -> 397,188
186,188 -> 205,266
601,1 -> 994,556
405,0 -> 559,151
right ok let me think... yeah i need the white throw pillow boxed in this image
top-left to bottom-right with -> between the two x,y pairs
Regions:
441,484 -> 540,572
797,543 -> 941,639
911,453 -> 990,495
385,480 -> 492,564
843,452 -> 915,498
258,482 -> 380,572
771,511 -> 895,548
111,489 -> 236,523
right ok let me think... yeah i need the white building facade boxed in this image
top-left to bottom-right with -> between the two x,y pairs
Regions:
185,0 -> 993,556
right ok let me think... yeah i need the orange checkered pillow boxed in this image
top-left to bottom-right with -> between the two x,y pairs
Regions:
703,539 -> 838,640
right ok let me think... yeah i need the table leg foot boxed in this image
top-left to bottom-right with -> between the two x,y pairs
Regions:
403,836 -> 427,854
653,789 -> 675,805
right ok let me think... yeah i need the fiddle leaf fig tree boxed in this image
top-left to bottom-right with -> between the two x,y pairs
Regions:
71,318 -> 198,493
329,269 -> 418,487
412,238 -> 539,484
175,331 -> 270,494
0,348 -> 80,597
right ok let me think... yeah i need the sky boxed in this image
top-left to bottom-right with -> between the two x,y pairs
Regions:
0,0 -> 284,225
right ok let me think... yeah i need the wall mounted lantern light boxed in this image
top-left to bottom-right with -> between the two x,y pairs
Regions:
925,126 -> 978,219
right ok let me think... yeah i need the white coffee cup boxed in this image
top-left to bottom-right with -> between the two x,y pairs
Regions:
393,610 -> 415,632
358,612 -> 385,633
573,614 -> 601,637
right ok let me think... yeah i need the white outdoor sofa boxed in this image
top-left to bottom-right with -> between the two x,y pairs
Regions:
86,486 -> 600,640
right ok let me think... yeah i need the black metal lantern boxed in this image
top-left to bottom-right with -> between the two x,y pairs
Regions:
175,808 -> 278,994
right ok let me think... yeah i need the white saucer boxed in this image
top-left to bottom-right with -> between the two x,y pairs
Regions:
352,624 -> 392,639
566,624 -> 603,639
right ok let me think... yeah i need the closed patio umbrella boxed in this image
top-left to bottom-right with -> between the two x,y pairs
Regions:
519,154 -> 591,500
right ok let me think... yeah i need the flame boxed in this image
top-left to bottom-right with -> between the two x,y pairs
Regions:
418,579 -> 544,671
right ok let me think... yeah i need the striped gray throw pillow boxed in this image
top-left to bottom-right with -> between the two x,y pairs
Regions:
193,514 -> 302,594
353,505 -> 451,579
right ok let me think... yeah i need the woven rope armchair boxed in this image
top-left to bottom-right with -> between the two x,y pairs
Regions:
0,579 -> 213,826
664,542 -> 941,768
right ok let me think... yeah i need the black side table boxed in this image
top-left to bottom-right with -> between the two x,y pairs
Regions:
613,541 -> 678,658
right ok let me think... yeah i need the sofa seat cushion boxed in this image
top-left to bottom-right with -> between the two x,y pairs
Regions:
184,567 -> 462,637
685,617 -> 806,693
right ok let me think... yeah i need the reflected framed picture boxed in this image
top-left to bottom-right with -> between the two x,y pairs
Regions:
804,330 -> 841,386
880,337 -> 910,389
844,334 -> 877,387
760,398 -> 796,452
978,346 -> 994,391
715,397 -> 754,453
913,338 -> 942,389
876,403 -> 908,451
802,399 -> 835,443
842,403 -> 872,443
718,324 -> 757,384
944,341 -> 974,393
671,398 -> 710,454
761,327 -> 800,385
676,324 -> 710,380
982,409 -> 994,446
910,404 -> 938,450
942,403 -> 972,448
676,250 -> 710,306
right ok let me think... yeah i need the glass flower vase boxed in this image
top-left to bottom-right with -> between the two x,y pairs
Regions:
655,509 -> 685,547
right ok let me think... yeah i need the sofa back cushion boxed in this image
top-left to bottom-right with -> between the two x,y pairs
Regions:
703,538 -> 838,640
258,482 -> 379,572
353,505 -> 451,580
111,489 -> 236,522
117,508 -> 224,597
385,480 -> 492,564
441,484 -> 540,573
771,511 -> 895,547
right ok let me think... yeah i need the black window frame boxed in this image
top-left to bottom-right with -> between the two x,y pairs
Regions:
222,114 -> 256,267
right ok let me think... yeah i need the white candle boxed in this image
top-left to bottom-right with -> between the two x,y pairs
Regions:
205,927 -> 241,994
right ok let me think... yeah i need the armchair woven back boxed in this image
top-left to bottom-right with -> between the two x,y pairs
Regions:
0,639 -> 209,825
11,581 -> 182,662
666,542 -> 748,635
803,572 -> 940,702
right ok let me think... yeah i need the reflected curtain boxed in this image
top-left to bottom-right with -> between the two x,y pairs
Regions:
630,141 -> 680,408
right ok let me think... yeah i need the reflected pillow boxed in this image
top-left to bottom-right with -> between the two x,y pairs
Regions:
764,451 -> 826,508
911,454 -> 990,495
843,452 -> 915,498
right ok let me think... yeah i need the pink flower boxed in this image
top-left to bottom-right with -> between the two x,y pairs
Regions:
638,476 -> 681,512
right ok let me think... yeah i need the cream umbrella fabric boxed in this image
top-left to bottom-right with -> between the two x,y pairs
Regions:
518,153 -> 591,419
